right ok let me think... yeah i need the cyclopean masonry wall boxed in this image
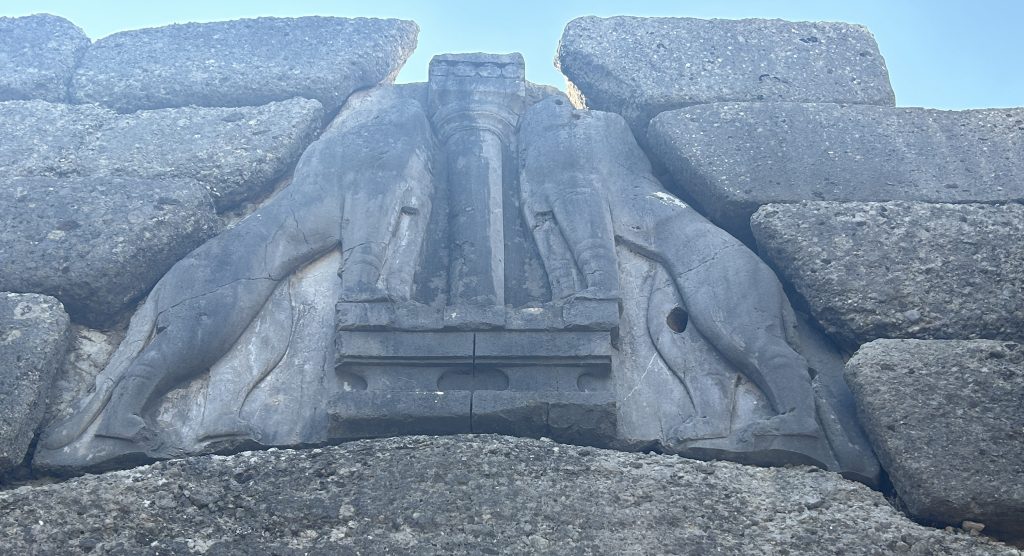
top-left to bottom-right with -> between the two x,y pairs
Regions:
558,15 -> 1023,541
0,14 -> 419,476
0,13 -> 1021,551
556,16 -> 895,140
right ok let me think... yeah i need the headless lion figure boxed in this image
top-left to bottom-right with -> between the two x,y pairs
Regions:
519,98 -> 818,442
519,151 -> 619,302
44,95 -> 436,448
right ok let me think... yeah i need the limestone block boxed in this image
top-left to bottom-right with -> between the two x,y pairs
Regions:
558,16 -> 894,135
0,14 -> 90,102
1,436 -> 1018,554
71,17 -> 418,112
0,292 -> 70,474
751,201 -> 1024,348
846,339 -> 1024,538
0,177 -> 220,327
649,103 -> 1024,239
0,98 -> 323,210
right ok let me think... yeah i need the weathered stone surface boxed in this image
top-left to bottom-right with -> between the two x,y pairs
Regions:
35,90 -> 436,470
649,103 -> 1024,238
0,14 -> 90,103
41,325 -> 120,429
557,16 -> 894,135
71,16 -> 418,112
0,177 -> 220,328
0,293 -> 70,474
3,436 -> 1019,554
36,55 -> 864,480
846,340 -> 1024,539
518,97 -> 878,479
751,202 -> 1024,348
0,98 -> 323,210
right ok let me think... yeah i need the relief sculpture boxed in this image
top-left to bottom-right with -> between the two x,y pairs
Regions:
40,95 -> 437,463
521,99 -> 820,455
37,53 -> 878,484
520,98 -> 877,479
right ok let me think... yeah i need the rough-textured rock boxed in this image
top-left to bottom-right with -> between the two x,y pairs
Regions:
41,325 -> 120,429
0,98 -> 323,210
0,14 -> 90,103
846,340 -> 1024,539
71,17 -> 418,112
557,16 -> 894,135
33,90 -> 436,470
649,103 -> 1024,238
751,202 -> 1024,348
517,97 -> 878,479
0,293 -> 70,474
0,177 -> 221,328
2,436 -> 1019,554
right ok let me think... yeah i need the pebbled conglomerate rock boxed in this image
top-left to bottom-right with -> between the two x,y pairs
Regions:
0,177 -> 220,328
1,435 -> 1019,554
0,14 -> 90,103
0,293 -> 70,475
557,16 -> 894,136
846,340 -> 1024,539
649,103 -> 1024,239
71,16 -> 418,112
0,98 -> 323,210
751,201 -> 1024,348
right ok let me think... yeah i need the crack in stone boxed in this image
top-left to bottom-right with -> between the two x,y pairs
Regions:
623,353 -> 658,402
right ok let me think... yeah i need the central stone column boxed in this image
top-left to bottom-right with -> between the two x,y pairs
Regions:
428,53 -> 526,311
331,53 -> 618,448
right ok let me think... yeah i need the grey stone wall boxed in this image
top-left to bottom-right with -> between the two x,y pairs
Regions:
0,12 -> 1021,550
557,16 -> 894,137
0,98 -> 324,211
0,12 -> 418,473
751,201 -> 1024,348
847,340 -> 1024,539
1,436 -> 1018,555
559,15 -> 1024,541
0,14 -> 89,103
649,103 -> 1024,239
0,177 -> 221,328
71,17 -> 418,112
0,293 -> 70,474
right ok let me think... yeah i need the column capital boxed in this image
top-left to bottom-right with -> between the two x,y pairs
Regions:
427,53 -> 527,143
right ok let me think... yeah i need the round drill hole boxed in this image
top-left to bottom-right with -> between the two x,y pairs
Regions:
666,307 -> 689,333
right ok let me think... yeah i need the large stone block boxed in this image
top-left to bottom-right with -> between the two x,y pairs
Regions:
649,103 -> 1024,239
0,14 -> 90,103
0,98 -> 322,210
0,177 -> 220,328
557,16 -> 894,135
71,17 -> 418,112
0,292 -> 70,474
846,339 -> 1024,538
0,436 -> 1017,554
751,202 -> 1024,348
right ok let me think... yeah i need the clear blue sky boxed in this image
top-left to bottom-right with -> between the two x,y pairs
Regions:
5,0 -> 1023,109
